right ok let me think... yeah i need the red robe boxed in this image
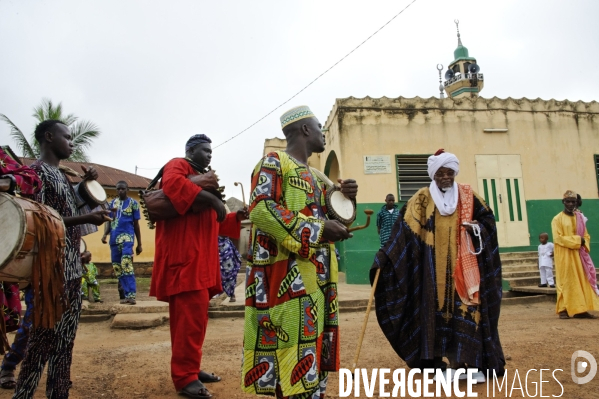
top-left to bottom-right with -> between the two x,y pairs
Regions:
150,158 -> 240,301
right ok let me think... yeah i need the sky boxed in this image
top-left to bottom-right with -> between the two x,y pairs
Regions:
1,0 -> 598,200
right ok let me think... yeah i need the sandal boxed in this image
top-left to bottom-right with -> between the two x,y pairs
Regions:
198,370 -> 221,383
573,312 -> 597,319
559,311 -> 570,319
179,380 -> 212,399
0,369 -> 16,390
229,295 -> 236,303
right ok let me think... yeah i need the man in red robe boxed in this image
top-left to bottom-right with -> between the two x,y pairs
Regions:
150,134 -> 247,399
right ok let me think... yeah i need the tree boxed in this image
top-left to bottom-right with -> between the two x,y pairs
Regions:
1,98 -> 101,162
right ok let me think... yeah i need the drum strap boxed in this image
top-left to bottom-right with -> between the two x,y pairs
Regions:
30,204 -> 67,329
58,164 -> 82,178
146,158 -> 207,190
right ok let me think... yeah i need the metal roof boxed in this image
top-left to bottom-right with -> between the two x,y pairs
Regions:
20,158 -> 152,189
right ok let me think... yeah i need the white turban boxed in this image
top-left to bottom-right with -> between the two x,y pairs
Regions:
427,150 -> 460,179
427,150 -> 460,216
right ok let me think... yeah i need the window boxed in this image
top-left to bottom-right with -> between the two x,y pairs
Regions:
396,155 -> 432,201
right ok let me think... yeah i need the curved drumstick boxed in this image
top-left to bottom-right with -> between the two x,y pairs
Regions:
234,182 -> 246,206
347,209 -> 373,232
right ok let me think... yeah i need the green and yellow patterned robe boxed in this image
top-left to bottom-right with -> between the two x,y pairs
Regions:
242,151 -> 340,398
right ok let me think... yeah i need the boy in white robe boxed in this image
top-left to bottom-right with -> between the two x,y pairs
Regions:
538,233 -> 555,288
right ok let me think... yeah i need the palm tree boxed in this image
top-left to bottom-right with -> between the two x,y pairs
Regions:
1,98 -> 101,162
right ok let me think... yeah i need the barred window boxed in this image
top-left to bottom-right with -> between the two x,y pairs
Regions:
396,155 -> 432,201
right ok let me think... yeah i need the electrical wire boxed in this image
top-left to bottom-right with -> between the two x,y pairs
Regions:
213,0 -> 419,149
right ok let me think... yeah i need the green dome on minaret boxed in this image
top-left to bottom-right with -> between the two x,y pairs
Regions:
451,20 -> 475,62
454,44 -> 469,60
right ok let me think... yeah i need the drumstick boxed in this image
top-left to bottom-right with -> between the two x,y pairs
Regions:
347,209 -> 373,232
234,182 -> 246,206
99,201 -> 113,221
351,268 -> 380,369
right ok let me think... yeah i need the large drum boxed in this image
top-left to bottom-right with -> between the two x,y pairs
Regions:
74,179 -> 107,209
0,193 -> 66,283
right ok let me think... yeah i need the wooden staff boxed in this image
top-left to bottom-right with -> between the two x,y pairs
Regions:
351,267 -> 381,369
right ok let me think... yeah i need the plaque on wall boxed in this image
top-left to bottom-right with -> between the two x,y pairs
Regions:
363,155 -> 391,174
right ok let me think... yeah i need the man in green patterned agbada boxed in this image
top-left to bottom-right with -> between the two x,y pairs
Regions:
242,105 -> 358,398
102,181 -> 142,304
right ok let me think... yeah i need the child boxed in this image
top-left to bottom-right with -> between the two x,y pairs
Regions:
81,251 -> 103,302
538,233 -> 555,288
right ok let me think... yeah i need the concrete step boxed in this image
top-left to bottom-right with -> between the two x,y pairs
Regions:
111,312 -> 169,329
503,270 -> 546,279
501,294 -> 554,306
500,251 -> 537,260
502,265 -> 545,273
84,300 -> 169,315
506,272 -> 598,289
510,285 -> 557,295
506,276 -> 548,287
80,314 -> 113,323
501,256 -> 538,266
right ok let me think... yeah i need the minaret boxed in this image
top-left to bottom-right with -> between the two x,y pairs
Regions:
443,20 -> 484,99
437,64 -> 445,99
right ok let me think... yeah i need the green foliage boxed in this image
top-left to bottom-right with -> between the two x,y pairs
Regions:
1,98 -> 101,162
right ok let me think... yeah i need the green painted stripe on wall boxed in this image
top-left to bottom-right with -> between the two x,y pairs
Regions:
506,179 -> 514,221
483,179 -> 489,205
450,87 -> 479,97
514,179 -> 523,221
491,179 -> 499,221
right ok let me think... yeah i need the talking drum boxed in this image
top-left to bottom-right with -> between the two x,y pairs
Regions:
0,193 -> 66,283
80,238 -> 87,254
325,186 -> 356,226
75,179 -> 107,209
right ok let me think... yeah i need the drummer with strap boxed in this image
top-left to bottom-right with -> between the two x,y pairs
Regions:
13,120 -> 111,399
0,146 -> 42,389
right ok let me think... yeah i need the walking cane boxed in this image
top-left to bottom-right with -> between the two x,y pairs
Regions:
351,267 -> 381,369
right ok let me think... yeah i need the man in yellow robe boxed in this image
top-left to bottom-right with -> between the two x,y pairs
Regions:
552,190 -> 599,319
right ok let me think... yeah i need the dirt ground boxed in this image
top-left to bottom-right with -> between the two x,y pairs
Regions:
0,286 -> 598,398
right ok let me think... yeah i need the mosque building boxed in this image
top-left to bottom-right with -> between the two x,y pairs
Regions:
264,23 -> 599,285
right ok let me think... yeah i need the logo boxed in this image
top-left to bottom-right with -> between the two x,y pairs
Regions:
571,350 -> 597,385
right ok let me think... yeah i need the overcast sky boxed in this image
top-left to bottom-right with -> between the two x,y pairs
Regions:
1,0 -> 598,200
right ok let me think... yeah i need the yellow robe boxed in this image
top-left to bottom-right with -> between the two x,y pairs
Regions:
551,212 -> 599,316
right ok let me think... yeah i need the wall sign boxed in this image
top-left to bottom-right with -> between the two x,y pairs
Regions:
363,155 -> 391,174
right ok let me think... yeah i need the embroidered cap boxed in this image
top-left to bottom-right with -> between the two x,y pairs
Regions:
563,190 -> 577,199
280,105 -> 315,129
